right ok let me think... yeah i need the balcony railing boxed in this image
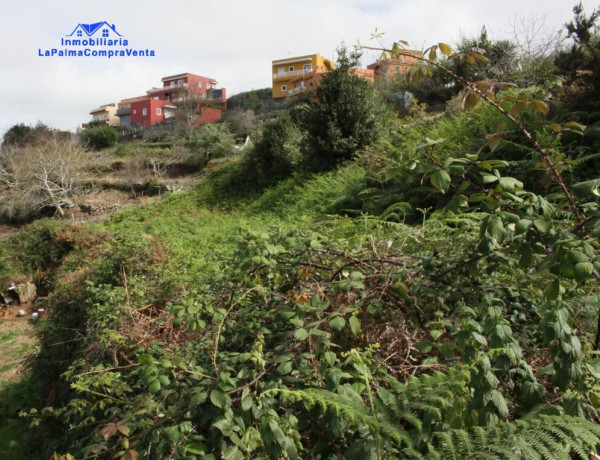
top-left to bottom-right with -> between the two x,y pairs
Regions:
116,106 -> 131,116
149,83 -> 188,94
272,69 -> 312,80
287,85 -> 308,96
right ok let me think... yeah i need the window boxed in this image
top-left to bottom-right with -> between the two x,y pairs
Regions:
102,29 -> 109,37
198,81 -> 203,88
133,109 -> 137,114
156,108 -> 162,115
304,64 -> 311,72
281,85 -> 287,92
289,66 -> 294,71
178,79 -> 185,87
278,68 -> 285,75
77,30 -> 82,37
142,108 -> 148,116
153,96 -> 159,100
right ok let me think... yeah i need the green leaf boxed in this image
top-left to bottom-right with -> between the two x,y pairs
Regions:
472,332 -> 488,346
574,262 -> 593,283
414,340 -> 433,353
241,395 -> 253,411
498,177 -> 523,190
138,354 -> 154,365
210,390 -> 231,410
329,316 -> 346,331
276,360 -> 293,375
148,380 -> 161,393
293,328 -> 308,341
431,169 -> 451,193
533,218 -> 552,234
185,442 -> 207,455
222,445 -> 244,460
242,427 -> 262,452
546,278 -> 560,301
385,166 -> 404,181
487,215 -> 505,241
515,219 -> 532,235
481,174 -> 499,184
430,329 -> 444,340
490,390 -> 509,419
572,179 -> 600,198
567,250 -> 588,264
349,316 -> 361,336
213,418 -> 235,436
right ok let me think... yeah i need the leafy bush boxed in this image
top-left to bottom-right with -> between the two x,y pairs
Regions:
301,46 -> 390,171
243,114 -> 303,186
185,123 -> 236,168
80,125 -> 119,150
1,122 -> 54,148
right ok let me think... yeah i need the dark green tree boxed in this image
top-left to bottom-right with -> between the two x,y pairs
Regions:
301,46 -> 389,171
555,2 -> 600,110
2,122 -> 53,148
244,114 -> 303,185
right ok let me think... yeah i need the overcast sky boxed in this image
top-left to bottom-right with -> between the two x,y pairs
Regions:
0,0 -> 597,135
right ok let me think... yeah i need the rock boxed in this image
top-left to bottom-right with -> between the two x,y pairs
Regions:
16,282 -> 37,304
16,309 -> 26,317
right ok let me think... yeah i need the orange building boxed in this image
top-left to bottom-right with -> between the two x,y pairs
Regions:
367,50 -> 423,84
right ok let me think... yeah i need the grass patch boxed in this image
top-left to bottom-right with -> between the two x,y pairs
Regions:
0,330 -> 19,342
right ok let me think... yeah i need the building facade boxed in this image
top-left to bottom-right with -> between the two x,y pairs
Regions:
366,50 -> 423,85
129,98 -> 177,128
89,103 -> 119,126
271,54 -> 335,99
111,73 -> 227,129
147,73 -> 227,109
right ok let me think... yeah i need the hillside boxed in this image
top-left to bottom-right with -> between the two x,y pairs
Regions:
1,26 -> 600,458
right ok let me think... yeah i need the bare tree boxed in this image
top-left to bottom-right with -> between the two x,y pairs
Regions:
511,13 -> 563,64
0,134 -> 95,220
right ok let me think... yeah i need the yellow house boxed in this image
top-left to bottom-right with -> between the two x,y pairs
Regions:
271,54 -> 334,99
89,103 -> 119,127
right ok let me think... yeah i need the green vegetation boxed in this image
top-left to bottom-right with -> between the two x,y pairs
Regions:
80,125 -> 119,150
1,6 -> 600,458
300,46 -> 390,171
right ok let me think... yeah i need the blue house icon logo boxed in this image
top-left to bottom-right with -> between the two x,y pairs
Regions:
67,21 -> 123,39
38,20 -> 155,58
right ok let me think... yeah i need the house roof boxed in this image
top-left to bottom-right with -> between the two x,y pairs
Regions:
67,21 -> 121,37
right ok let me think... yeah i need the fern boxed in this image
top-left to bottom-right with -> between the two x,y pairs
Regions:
265,371 -> 600,459
267,386 -> 412,448
573,151 -> 600,166
424,415 -> 600,460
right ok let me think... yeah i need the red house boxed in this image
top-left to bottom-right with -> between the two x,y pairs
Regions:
117,72 -> 227,129
130,98 -> 176,128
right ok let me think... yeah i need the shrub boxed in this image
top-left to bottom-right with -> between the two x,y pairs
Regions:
243,114 -> 303,186
1,122 -> 55,148
300,46 -> 390,171
185,123 -> 236,168
80,125 -> 119,150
